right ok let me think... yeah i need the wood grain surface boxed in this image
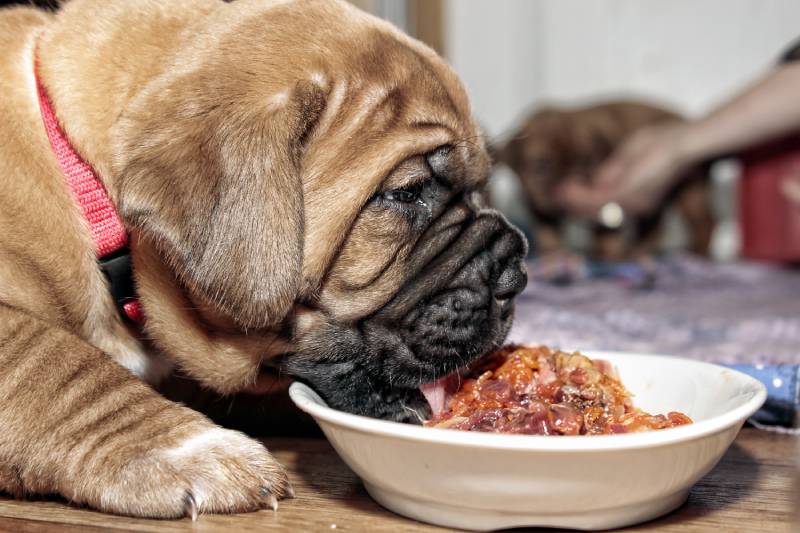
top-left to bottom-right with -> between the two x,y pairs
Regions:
0,428 -> 796,532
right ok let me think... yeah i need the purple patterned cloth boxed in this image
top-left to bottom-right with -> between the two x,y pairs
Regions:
508,255 -> 800,426
509,255 -> 800,365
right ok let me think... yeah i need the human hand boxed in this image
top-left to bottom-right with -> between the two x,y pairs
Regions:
556,121 -> 695,218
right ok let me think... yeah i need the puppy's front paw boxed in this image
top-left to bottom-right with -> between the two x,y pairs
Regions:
82,425 -> 292,518
162,426 -> 292,517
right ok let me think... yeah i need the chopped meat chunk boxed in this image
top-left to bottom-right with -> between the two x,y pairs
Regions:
424,345 -> 692,435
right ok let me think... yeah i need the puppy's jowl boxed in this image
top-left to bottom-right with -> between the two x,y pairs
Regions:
0,0 -> 526,517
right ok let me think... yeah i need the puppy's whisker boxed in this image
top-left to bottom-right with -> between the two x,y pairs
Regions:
401,403 -> 425,424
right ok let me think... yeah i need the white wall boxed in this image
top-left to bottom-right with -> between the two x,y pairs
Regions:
444,0 -> 800,142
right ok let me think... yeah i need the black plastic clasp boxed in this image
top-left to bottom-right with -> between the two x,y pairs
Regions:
99,247 -> 137,320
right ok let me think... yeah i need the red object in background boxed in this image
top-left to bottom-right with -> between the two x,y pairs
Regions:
739,135 -> 800,262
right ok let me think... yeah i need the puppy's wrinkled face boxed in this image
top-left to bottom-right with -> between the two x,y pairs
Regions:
287,144 -> 527,422
114,0 -> 527,421
279,6 -> 527,421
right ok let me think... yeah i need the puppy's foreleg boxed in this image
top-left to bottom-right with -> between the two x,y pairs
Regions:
0,303 -> 291,518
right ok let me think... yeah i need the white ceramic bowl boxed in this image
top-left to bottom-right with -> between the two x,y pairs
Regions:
289,351 -> 767,531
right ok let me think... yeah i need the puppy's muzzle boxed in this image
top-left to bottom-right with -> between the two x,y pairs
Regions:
368,203 -> 527,375
376,204 -> 527,322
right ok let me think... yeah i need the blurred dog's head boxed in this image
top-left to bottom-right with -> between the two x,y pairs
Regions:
93,0 -> 527,421
497,102 -> 685,261
500,102 -> 678,221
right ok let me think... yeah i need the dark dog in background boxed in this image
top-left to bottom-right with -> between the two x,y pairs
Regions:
498,101 -> 713,262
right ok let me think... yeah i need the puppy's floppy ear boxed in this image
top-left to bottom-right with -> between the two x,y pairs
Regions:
117,80 -> 326,329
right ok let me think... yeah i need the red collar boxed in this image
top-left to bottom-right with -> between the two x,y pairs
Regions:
35,52 -> 144,324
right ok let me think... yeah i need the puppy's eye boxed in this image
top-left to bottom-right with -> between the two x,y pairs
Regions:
384,182 -> 423,203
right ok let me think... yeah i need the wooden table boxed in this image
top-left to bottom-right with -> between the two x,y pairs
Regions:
0,429 -> 796,532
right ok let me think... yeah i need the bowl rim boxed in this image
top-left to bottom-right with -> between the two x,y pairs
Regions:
289,350 -> 768,452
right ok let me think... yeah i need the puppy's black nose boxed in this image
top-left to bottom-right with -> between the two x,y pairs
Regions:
495,261 -> 527,301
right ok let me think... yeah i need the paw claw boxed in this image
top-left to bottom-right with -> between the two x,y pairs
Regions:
184,492 -> 199,522
261,486 -> 279,511
267,492 -> 279,512
286,483 -> 296,499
